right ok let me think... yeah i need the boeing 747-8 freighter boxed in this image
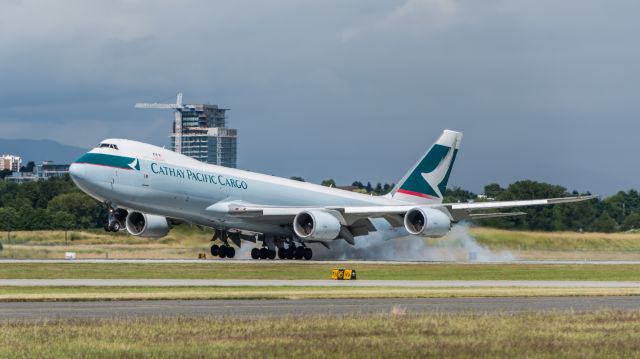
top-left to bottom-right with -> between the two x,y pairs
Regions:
69,130 -> 592,260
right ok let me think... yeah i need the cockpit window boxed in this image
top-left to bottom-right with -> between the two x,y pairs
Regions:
98,143 -> 119,150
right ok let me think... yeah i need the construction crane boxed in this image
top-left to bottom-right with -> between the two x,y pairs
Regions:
135,93 -> 193,155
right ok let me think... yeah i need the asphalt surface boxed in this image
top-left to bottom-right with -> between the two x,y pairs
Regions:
2,279 -> 640,287
3,259 -> 640,264
1,297 -> 640,320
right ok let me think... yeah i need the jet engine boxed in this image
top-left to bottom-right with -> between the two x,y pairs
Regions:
125,211 -> 170,239
403,207 -> 451,238
293,209 -> 342,241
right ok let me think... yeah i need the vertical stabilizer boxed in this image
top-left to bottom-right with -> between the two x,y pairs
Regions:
389,130 -> 462,204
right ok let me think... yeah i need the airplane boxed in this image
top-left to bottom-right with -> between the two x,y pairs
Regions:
69,129 -> 593,260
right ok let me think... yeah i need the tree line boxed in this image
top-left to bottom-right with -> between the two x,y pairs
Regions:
444,181 -> 636,233
293,177 -> 395,196
0,176 -> 106,231
0,175 -> 637,233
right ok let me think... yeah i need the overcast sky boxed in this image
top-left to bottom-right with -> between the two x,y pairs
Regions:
1,0 -> 638,195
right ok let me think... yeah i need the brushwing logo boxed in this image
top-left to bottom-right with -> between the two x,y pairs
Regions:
128,158 -> 141,171
420,147 -> 454,199
397,144 -> 457,200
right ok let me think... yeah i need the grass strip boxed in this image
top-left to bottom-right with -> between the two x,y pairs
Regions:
3,311 -> 640,358
470,227 -> 640,251
2,286 -> 640,302
3,262 -> 640,281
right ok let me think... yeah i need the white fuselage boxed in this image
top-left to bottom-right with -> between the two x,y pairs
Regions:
70,139 -> 412,236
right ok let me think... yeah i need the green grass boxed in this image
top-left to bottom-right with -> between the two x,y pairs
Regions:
0,227 -> 214,259
5,227 -> 640,261
3,262 -> 640,281
470,227 -> 640,251
2,311 -> 640,358
0,226 -> 211,246
2,286 -> 640,302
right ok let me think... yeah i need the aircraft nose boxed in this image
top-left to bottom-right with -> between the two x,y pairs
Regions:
69,163 -> 85,182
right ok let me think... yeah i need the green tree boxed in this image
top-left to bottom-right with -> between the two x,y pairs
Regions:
50,211 -> 77,230
555,198 -> 597,232
552,205 -> 564,231
352,181 -> 364,189
483,183 -> 504,199
10,203 -> 31,229
0,208 -> 18,231
321,179 -> 336,188
38,176 -> 78,208
621,213 -> 640,231
47,192 -> 105,228
0,169 -> 12,179
483,181 -> 568,231
289,176 -> 305,182
444,187 -> 477,203
590,212 -> 618,233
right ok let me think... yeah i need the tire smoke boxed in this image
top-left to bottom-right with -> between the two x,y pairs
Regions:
311,219 -> 514,262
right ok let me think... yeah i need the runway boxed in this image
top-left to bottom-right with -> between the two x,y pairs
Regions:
3,259 -> 640,264
1,296 -> 639,320
2,279 -> 640,287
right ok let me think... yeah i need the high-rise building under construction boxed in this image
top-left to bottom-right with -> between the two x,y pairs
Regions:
135,93 -> 238,168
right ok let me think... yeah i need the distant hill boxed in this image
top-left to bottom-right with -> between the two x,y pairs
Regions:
0,138 -> 86,164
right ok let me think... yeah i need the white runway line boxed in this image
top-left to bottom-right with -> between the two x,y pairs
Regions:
2,279 -> 640,287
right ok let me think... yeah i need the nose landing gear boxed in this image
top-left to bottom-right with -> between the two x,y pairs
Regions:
105,221 -> 121,232
103,204 -> 127,233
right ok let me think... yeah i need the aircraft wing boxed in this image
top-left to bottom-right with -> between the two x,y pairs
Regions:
207,195 -> 596,224
444,196 -> 596,221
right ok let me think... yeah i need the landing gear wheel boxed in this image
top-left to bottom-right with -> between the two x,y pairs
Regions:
267,250 -> 276,260
219,246 -> 227,258
294,247 -> 304,260
103,223 -> 111,232
211,245 -> 220,257
277,248 -> 287,259
286,247 -> 295,260
259,248 -> 269,260
108,221 -> 120,232
226,246 -> 236,258
251,248 -> 260,260
303,248 -> 313,260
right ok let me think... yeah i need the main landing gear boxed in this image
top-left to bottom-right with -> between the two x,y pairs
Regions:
251,244 -> 312,260
209,230 -> 238,259
210,244 -> 236,259
250,247 -> 276,260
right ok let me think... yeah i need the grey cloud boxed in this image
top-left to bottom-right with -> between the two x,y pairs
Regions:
0,0 -> 639,195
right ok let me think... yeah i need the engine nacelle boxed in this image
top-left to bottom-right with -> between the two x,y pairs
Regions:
293,209 -> 342,241
125,211 -> 170,239
404,207 -> 451,238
